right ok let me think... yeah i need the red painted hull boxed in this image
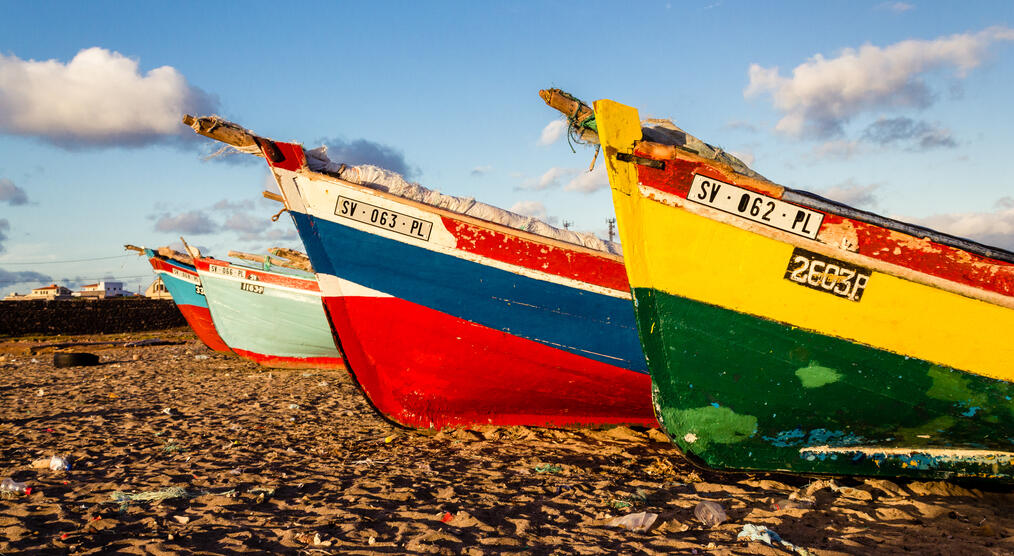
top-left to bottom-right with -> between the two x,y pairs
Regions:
326,295 -> 657,429
231,347 -> 346,370
177,304 -> 231,353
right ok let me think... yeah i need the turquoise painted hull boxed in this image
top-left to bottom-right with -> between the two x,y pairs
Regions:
198,270 -> 341,365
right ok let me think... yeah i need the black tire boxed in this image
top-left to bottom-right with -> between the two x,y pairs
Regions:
53,352 -> 100,368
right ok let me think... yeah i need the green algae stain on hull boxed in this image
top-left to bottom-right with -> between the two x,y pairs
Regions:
634,287 -> 1014,480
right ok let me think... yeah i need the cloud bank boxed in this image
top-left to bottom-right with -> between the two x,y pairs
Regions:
0,219 -> 8,254
745,26 -> 1014,139
318,138 -> 417,178
912,197 -> 1014,251
153,210 -> 219,235
0,267 -> 53,287
0,178 -> 29,205
0,47 -> 218,148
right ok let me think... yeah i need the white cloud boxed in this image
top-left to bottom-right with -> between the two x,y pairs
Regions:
0,47 -> 217,148
537,120 -> 567,146
471,165 -> 492,176
876,1 -> 914,13
744,26 -> 1014,139
815,180 -> 880,209
564,164 -> 609,193
911,198 -> 1014,250
509,200 -> 547,220
520,167 -> 577,191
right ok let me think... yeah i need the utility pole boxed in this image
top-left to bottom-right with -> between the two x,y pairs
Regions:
562,220 -> 572,230
607,218 -> 616,243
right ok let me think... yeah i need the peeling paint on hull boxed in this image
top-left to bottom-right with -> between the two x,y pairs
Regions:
596,98 -> 1014,480
260,141 -> 654,429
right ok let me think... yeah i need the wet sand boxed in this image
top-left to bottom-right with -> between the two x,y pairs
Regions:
1,329 -> 1013,554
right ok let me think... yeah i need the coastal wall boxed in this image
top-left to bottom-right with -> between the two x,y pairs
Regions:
0,299 -> 187,336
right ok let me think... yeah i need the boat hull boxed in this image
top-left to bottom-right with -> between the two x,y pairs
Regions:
595,99 -> 1014,479
195,260 -> 344,370
145,251 -> 230,353
266,143 -> 655,429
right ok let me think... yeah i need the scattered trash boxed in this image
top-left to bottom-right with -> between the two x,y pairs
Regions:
110,486 -> 193,507
771,498 -> 813,511
737,523 -> 811,555
173,515 -> 190,524
230,467 -> 243,475
288,403 -> 299,410
534,464 -> 562,474
313,532 -> 332,546
694,500 -> 728,527
36,388 -> 45,397
608,511 -> 658,531
162,408 -> 175,415
193,355 -> 209,360
441,512 -> 453,523
383,434 -> 397,443
610,499 -> 633,510
1,478 -> 31,496
32,455 -> 71,471
53,352 -> 100,368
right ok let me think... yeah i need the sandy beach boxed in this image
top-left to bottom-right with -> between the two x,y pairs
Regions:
1,329 -> 1012,554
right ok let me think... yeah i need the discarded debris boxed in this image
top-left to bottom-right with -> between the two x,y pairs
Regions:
694,500 -> 728,527
737,523 -> 811,555
110,486 -> 193,507
534,464 -> 562,474
608,511 -> 658,532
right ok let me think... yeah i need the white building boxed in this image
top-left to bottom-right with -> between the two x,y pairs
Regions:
73,281 -> 131,299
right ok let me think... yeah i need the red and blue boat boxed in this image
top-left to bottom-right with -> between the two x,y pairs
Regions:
130,245 -> 231,353
184,115 -> 655,429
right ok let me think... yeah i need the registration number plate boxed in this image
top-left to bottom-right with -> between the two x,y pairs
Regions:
784,248 -> 871,302
687,175 -> 823,239
335,196 -> 432,241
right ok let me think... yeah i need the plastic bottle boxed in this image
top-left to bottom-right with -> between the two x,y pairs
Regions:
693,500 -> 727,527
1,478 -> 31,495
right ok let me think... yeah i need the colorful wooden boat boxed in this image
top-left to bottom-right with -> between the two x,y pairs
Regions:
191,251 -> 345,370
183,115 -> 655,429
130,245 -> 231,353
580,95 -> 1014,480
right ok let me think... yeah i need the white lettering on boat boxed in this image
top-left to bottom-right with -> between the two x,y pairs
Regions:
170,268 -> 199,284
209,264 -> 246,279
240,282 -> 265,295
335,196 -> 432,241
784,247 -> 871,302
688,174 -> 823,239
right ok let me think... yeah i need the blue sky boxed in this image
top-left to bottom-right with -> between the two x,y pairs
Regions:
1,1 -> 1013,296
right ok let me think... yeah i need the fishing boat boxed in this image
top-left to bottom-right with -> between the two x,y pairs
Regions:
183,115 -> 655,429
127,244 -> 231,353
187,246 -> 346,370
545,90 -> 1014,479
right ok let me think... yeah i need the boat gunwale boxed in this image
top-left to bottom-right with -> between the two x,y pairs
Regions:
639,183 -> 1014,310
631,138 -> 1014,266
280,163 -> 627,265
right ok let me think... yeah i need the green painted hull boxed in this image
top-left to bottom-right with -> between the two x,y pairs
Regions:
636,287 -> 1014,480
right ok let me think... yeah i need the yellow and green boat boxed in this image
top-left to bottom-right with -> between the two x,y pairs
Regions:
544,91 -> 1014,479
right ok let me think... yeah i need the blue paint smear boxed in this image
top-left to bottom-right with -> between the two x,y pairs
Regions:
962,406 -> 980,417
764,428 -> 865,448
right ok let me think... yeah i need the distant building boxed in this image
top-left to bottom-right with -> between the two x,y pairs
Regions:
73,281 -> 131,299
144,277 -> 173,300
10,284 -> 75,300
